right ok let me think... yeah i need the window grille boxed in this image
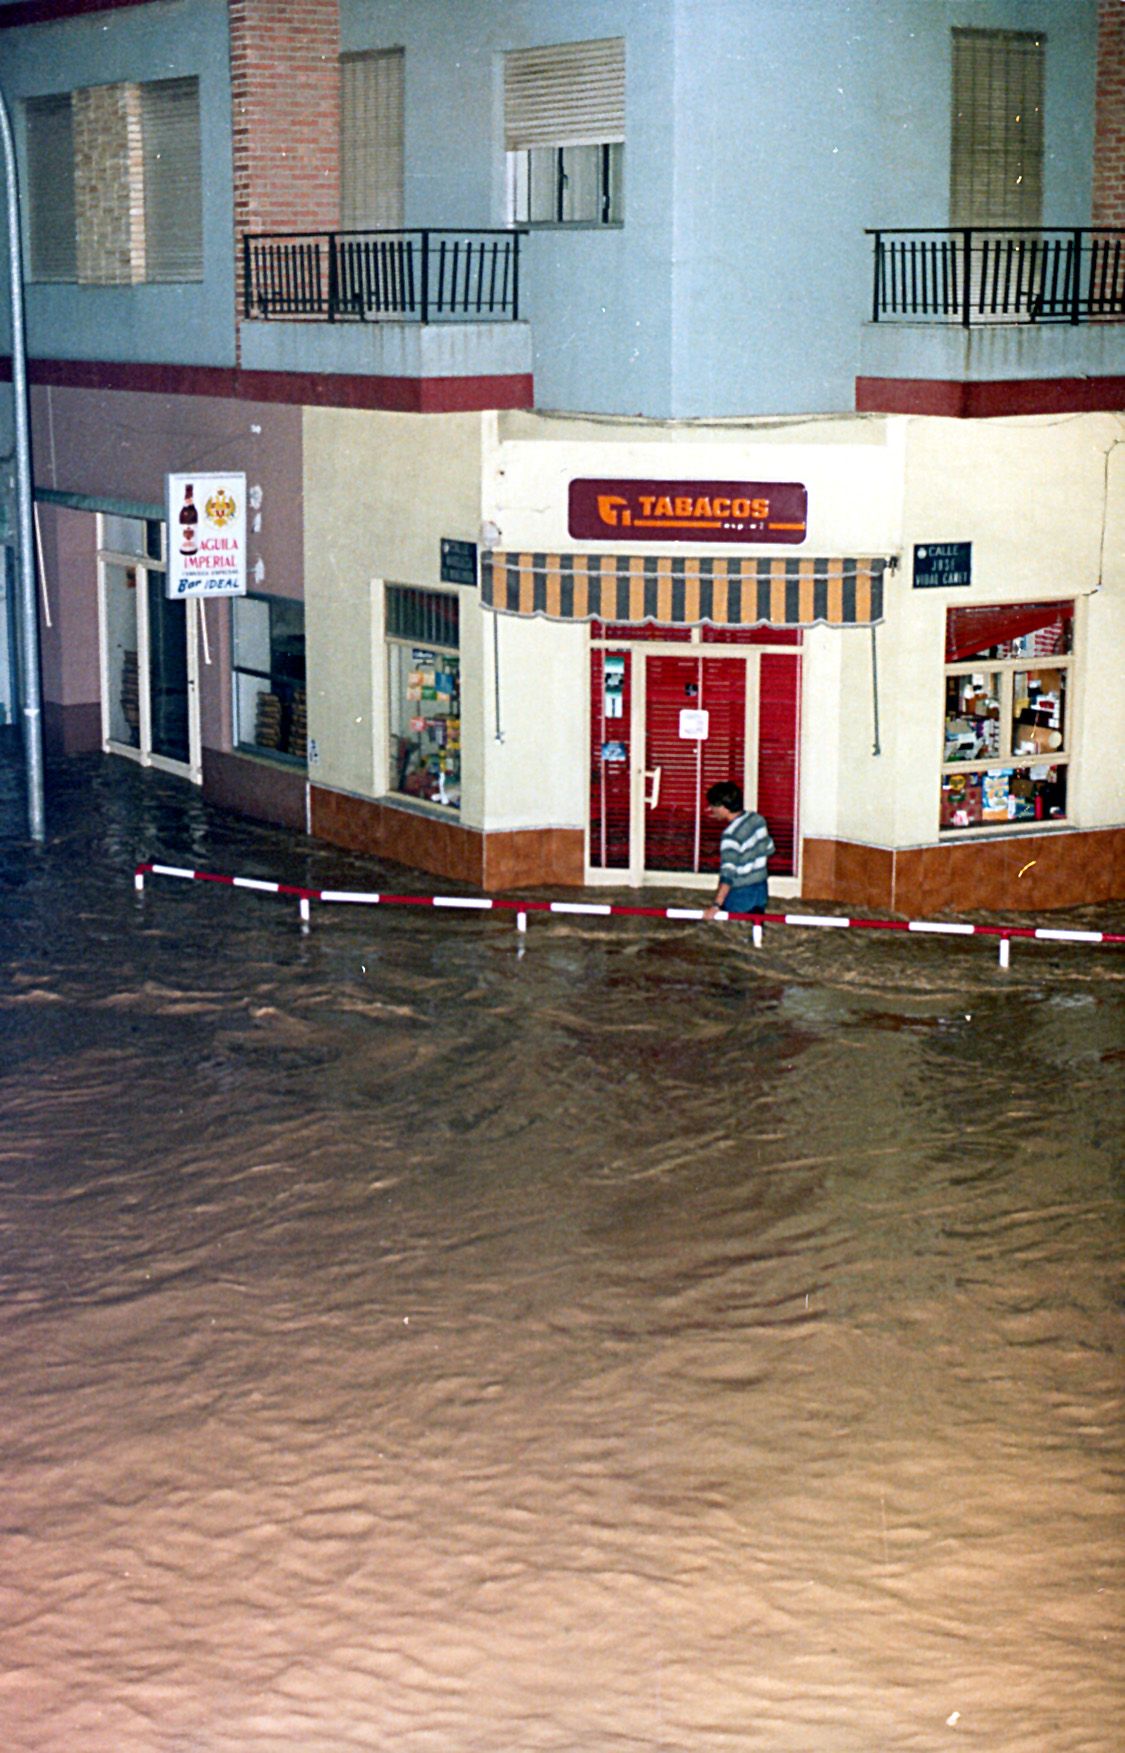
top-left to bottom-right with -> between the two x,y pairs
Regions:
385,586 -> 460,649
341,49 -> 404,230
950,28 -> 1044,227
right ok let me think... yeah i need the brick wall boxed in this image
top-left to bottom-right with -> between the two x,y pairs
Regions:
1093,0 -> 1124,225
73,82 -> 145,283
230,0 -> 341,334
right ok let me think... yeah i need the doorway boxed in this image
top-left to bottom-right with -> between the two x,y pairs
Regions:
589,633 -> 801,888
98,514 -> 201,781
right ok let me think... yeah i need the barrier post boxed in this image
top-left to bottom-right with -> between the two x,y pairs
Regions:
517,910 -> 527,935
299,896 -> 311,932
134,870 -> 145,893
998,935 -> 1011,969
752,922 -> 763,948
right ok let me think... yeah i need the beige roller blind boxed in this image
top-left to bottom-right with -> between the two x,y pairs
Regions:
950,29 -> 1044,228
341,49 -> 404,230
141,76 -> 202,280
26,95 -> 77,281
504,37 -> 625,150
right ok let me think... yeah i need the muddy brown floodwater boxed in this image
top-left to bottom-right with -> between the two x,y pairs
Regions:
1,749 -> 1122,1753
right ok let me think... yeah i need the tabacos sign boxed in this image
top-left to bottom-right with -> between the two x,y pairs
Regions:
165,471 -> 247,597
568,478 -> 808,544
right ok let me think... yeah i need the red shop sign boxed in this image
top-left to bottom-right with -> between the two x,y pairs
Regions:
568,478 -> 808,544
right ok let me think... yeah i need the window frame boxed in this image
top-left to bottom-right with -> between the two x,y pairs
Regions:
940,609 -> 1073,836
384,585 -> 462,815
231,592 -> 307,767
503,36 -> 625,231
24,93 -> 77,282
23,75 -> 202,286
950,27 -> 1045,229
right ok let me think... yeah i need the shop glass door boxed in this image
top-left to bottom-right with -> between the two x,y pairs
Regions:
589,647 -> 633,870
146,573 -> 190,764
104,562 -> 142,750
588,638 -> 801,886
99,516 -> 200,780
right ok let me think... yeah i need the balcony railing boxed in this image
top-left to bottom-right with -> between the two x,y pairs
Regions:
867,228 -> 1125,325
243,228 -> 525,323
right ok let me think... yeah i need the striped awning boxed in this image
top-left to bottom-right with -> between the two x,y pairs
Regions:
481,551 -> 886,626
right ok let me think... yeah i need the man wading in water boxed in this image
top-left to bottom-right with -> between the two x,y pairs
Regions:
702,781 -> 775,923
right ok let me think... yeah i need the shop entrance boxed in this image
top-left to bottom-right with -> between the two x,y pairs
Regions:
98,515 -> 201,781
589,633 -> 801,888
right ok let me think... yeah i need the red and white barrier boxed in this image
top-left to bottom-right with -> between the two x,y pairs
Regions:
132,861 -> 1125,968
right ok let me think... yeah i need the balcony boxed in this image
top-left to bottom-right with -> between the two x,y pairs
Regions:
867,228 -> 1124,326
239,228 -> 533,409
859,228 -> 1125,411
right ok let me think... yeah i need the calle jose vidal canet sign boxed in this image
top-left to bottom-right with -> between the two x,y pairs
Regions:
165,472 -> 247,597
568,478 -> 808,544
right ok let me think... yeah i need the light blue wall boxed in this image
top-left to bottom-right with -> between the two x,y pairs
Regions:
343,0 -> 1100,418
670,0 -> 1099,415
1,0 -> 1101,409
0,0 -> 235,365
342,0 -> 680,416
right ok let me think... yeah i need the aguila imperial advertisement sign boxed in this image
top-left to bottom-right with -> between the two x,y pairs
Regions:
165,471 -> 247,597
568,478 -> 808,544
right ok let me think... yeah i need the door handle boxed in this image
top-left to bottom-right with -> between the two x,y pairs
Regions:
645,765 -> 662,809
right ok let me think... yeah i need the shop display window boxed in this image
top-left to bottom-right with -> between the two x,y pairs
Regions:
941,601 -> 1072,832
386,587 -> 461,811
233,595 -> 306,763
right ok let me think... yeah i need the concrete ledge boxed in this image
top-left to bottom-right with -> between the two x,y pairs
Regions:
859,318 -> 1125,385
240,319 -> 533,381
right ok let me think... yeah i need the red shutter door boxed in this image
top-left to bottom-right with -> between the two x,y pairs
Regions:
757,653 -> 801,876
589,648 -> 632,869
644,655 -> 746,873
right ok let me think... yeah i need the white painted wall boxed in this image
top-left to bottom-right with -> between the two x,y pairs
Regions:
302,407 -> 485,806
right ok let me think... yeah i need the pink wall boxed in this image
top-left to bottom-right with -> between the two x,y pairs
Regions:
37,504 -> 99,707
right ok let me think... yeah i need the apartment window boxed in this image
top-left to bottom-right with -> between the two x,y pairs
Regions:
23,76 -> 202,283
25,95 -> 76,281
341,49 -> 404,229
233,595 -> 307,763
940,601 -> 1072,832
141,78 -> 203,280
504,38 -> 624,226
950,28 -> 1044,227
386,587 -> 461,811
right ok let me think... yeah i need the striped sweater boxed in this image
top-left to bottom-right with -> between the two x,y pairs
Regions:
719,810 -> 775,889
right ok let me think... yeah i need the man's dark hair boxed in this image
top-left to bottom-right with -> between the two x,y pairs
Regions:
706,780 -> 743,812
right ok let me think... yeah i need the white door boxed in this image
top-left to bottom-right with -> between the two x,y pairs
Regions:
98,515 -> 201,782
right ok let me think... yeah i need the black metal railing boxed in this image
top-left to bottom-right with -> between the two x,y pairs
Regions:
243,228 -> 525,323
867,228 -> 1125,325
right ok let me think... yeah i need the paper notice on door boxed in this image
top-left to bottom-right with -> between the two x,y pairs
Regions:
679,709 -> 710,740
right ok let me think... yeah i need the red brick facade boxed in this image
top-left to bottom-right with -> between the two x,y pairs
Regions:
229,0 -> 341,337
1094,0 -> 1125,224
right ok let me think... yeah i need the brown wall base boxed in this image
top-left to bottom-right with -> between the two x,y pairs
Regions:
203,749 -> 307,832
42,699 -> 101,755
802,828 -> 1125,915
310,785 -> 586,891
855,376 -> 1125,417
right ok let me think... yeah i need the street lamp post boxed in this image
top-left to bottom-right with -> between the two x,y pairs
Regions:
1,85 -> 45,841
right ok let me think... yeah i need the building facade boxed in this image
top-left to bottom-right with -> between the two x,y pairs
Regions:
1,0 -> 1122,909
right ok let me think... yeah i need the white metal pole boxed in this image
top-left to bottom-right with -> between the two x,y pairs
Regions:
0,87 -> 45,840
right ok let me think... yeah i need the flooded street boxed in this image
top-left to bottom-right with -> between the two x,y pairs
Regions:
1,746 -> 1122,1753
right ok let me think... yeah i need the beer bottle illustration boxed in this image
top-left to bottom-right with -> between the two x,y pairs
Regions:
179,483 -> 199,557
